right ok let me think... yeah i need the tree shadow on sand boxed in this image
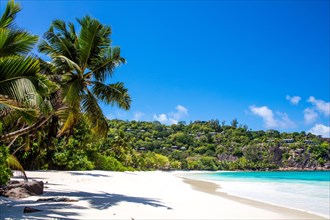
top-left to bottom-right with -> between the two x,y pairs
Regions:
45,190 -> 171,210
0,189 -> 172,219
68,171 -> 112,178
0,199 -> 87,219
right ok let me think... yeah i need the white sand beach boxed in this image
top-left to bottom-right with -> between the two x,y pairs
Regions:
0,171 -> 326,219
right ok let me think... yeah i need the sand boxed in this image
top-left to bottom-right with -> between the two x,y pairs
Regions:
0,170 -> 326,219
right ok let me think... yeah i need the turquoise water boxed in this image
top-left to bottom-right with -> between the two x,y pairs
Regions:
200,171 -> 330,182
186,171 -> 330,218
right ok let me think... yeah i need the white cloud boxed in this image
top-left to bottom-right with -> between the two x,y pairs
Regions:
176,105 -> 188,115
286,95 -> 301,105
276,112 -> 295,128
169,105 -> 188,120
153,113 -> 169,124
169,118 -> 178,124
308,96 -> 330,116
249,105 -> 295,129
308,124 -> 330,138
304,108 -> 318,124
250,106 -> 277,128
153,105 -> 188,125
133,111 -> 145,121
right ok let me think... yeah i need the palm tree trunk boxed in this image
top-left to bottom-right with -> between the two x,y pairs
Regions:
0,115 -> 53,142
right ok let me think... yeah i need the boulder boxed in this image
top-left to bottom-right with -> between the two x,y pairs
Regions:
1,180 -> 44,199
24,181 -> 44,195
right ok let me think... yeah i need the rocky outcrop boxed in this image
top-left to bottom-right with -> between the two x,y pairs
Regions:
217,154 -> 238,162
282,152 -> 327,170
0,180 -> 44,199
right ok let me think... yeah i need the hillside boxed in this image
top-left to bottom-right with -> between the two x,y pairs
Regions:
13,119 -> 330,171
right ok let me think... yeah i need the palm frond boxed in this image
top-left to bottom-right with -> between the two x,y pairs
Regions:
92,81 -> 131,110
0,55 -> 40,80
77,15 -> 111,71
56,107 -> 79,136
7,154 -> 28,181
0,29 -> 38,57
0,56 -> 40,104
35,73 -> 58,96
0,95 -> 37,124
0,78 -> 37,106
81,91 -> 108,137
91,46 -> 126,82
38,59 -> 56,76
39,27 -> 77,62
54,55 -> 82,74
68,22 -> 77,42
38,39 -> 61,57
61,76 -> 84,107
59,111 -> 75,136
0,0 -> 21,29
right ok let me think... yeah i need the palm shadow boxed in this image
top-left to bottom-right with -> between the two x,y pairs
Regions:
68,171 -> 112,178
45,190 -> 170,210
0,189 -> 172,219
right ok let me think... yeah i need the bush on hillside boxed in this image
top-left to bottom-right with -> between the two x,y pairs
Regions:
93,153 -> 129,171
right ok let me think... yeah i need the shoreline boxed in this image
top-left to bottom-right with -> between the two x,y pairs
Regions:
0,170 -> 328,219
180,176 -> 326,220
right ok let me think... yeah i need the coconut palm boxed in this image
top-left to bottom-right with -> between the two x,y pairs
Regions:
39,16 -> 131,137
0,0 -> 56,142
0,0 -> 38,113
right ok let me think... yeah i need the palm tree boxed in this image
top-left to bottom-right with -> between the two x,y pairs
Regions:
0,0 -> 38,114
39,16 -> 131,137
0,0 -> 56,143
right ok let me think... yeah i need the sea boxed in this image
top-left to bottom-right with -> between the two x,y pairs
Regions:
184,171 -> 330,218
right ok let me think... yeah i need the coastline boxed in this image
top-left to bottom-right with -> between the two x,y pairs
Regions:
181,176 -> 326,219
0,170 -> 327,219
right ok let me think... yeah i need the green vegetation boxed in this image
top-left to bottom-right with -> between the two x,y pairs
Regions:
0,145 -> 11,185
0,1 -> 329,185
0,0 -> 130,184
97,119 -> 329,171
38,15 -> 130,137
7,118 -> 330,172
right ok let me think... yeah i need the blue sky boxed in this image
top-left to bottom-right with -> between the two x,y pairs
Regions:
1,0 -> 329,136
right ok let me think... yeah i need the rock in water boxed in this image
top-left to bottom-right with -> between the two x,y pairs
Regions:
23,207 -> 41,213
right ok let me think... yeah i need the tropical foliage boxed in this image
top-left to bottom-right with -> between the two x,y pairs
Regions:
0,0 -> 130,184
0,145 -> 11,185
38,15 -> 131,137
10,118 -> 330,172
0,0 -> 56,142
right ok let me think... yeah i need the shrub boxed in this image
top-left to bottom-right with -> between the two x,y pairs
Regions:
93,154 -> 127,171
0,145 -> 12,185
169,160 -> 182,170
53,138 -> 94,170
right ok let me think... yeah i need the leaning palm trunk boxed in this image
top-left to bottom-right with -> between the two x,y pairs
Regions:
0,115 -> 53,142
